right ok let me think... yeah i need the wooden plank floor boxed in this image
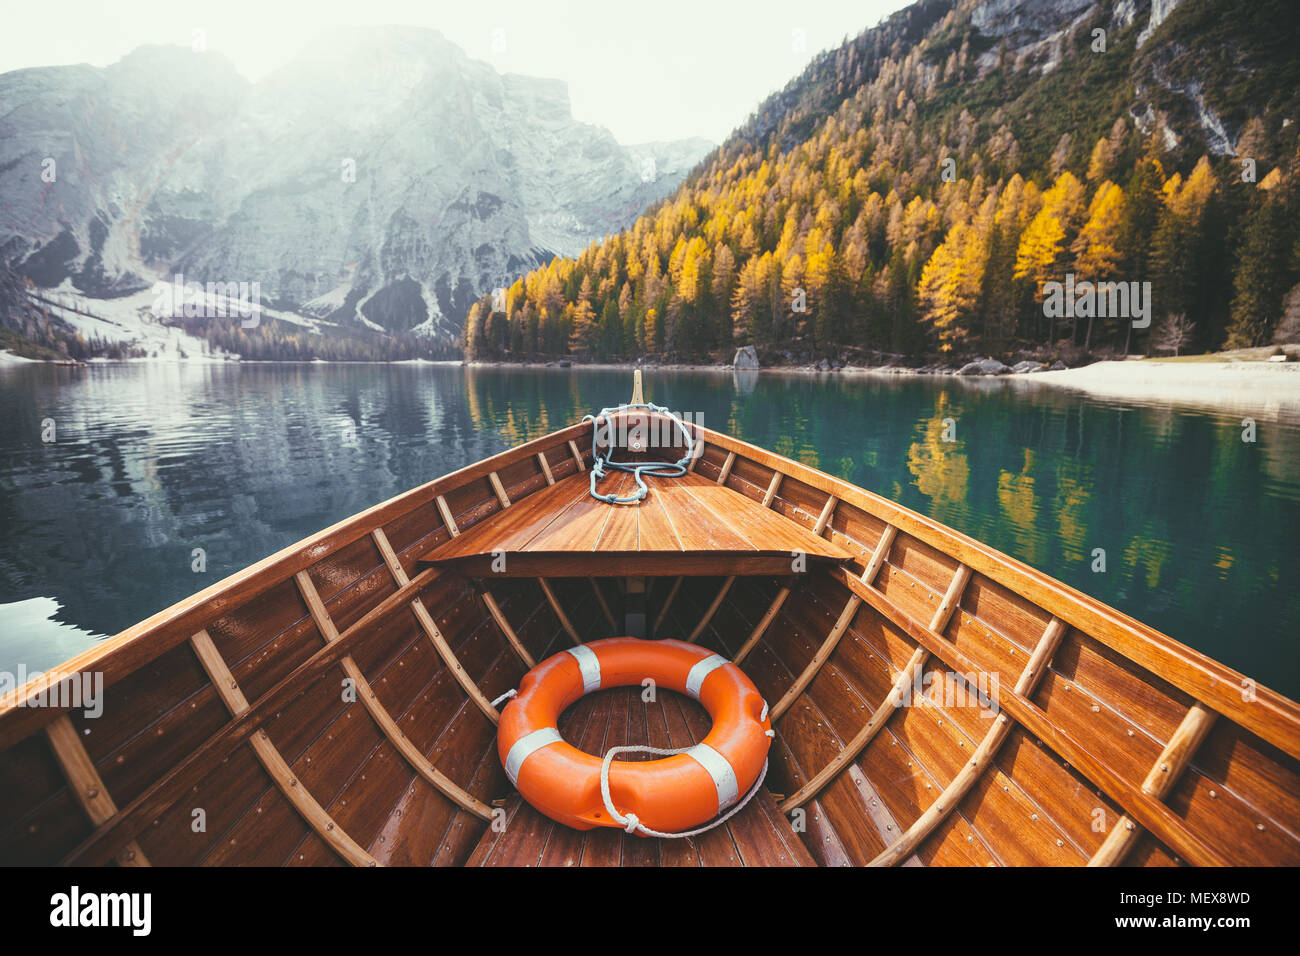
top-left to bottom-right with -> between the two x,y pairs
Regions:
428,472 -> 850,578
467,687 -> 815,866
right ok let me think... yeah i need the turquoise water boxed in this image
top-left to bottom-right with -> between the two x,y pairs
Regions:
1,362 -> 1297,699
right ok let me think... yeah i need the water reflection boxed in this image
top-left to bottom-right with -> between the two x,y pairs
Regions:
1,362 -> 1297,699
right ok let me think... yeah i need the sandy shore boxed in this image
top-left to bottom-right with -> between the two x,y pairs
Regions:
1013,359 -> 1300,416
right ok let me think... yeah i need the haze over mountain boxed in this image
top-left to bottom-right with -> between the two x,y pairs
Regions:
0,27 -> 712,346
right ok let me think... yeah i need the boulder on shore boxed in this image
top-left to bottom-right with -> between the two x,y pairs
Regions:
957,357 -> 1009,376
733,345 -> 760,369
1010,360 -> 1047,374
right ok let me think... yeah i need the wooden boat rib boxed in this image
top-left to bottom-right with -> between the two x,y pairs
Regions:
2,395 -> 1299,867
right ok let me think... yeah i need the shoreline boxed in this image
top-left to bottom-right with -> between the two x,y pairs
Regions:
465,356 -> 1300,401
9,349 -> 1299,412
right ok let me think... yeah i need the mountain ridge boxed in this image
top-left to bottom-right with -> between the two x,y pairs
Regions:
0,27 -> 713,352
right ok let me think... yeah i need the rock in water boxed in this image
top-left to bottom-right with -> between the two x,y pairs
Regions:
733,346 -> 760,368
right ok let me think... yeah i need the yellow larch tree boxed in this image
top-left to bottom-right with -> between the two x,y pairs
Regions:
1072,181 -> 1125,277
1014,170 -> 1086,300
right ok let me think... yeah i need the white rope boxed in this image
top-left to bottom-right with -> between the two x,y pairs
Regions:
580,403 -> 696,505
598,744 -> 769,839
491,689 -> 517,708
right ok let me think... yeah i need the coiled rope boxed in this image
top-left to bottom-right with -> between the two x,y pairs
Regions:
580,402 -> 695,505
598,746 -> 769,839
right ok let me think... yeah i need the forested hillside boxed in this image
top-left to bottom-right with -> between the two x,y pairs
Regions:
466,0 -> 1300,365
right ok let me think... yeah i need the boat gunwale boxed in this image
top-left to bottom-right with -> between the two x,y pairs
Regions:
0,420 -> 593,747
682,419 -> 1300,764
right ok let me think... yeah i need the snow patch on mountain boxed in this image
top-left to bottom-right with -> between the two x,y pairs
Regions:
34,284 -> 228,359
27,280 -> 341,360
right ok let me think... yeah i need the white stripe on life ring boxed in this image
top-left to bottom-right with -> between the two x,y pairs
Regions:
685,654 -> 728,699
686,742 -> 740,811
565,645 -> 602,694
505,727 -> 563,786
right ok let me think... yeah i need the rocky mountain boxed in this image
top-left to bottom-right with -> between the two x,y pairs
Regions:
0,28 -> 711,347
488,0 -> 1300,364
714,0 -> 1296,176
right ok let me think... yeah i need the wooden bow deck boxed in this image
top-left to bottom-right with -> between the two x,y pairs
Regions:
424,469 -> 851,578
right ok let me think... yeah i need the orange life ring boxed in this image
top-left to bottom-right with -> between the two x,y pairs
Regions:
498,637 -> 773,834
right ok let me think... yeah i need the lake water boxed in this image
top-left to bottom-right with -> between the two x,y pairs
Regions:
2,362 -> 1297,700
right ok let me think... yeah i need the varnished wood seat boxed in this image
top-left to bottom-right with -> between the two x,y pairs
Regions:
423,470 -> 851,577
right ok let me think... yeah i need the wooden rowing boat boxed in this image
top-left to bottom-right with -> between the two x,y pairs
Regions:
2,375 -> 1298,867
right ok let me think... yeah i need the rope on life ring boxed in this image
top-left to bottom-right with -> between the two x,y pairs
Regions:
598,746 -> 769,839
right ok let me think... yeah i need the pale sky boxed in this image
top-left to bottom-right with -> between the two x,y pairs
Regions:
0,0 -> 911,144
